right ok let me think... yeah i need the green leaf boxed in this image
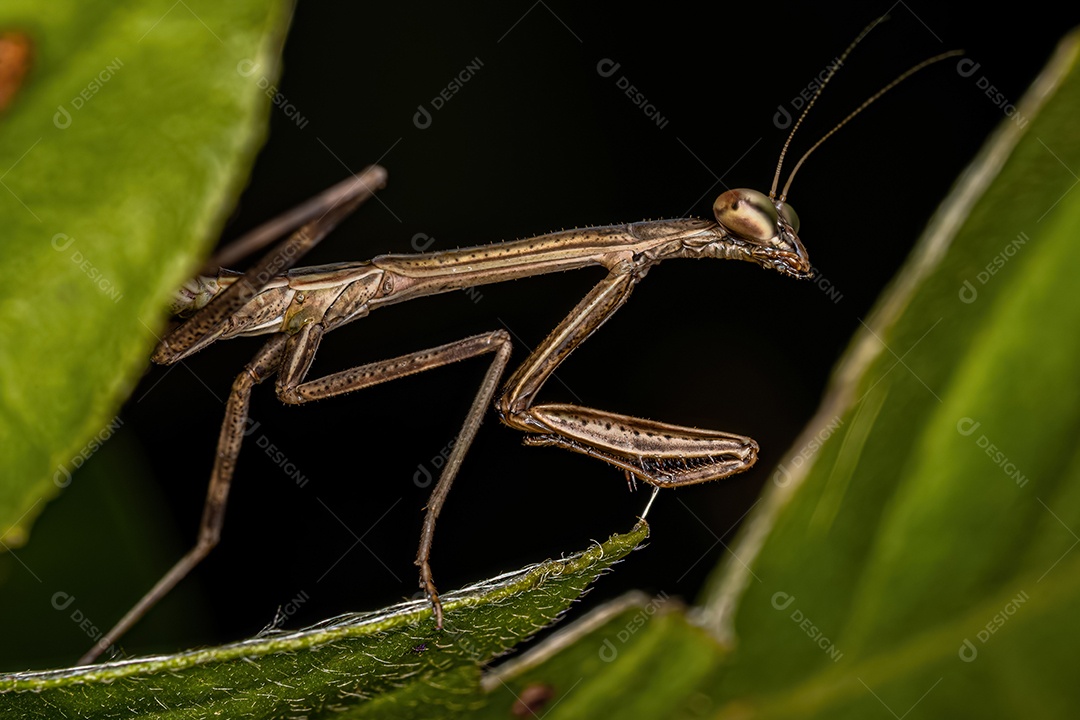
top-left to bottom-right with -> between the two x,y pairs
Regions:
0,428 -> 212,670
470,593 -> 729,720
0,522 -> 648,718
0,0 -> 294,546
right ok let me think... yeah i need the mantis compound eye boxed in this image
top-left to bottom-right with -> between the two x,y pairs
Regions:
713,189 -> 780,242
777,201 -> 799,233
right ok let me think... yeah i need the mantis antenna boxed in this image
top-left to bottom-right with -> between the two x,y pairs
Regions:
768,17 -> 963,203
768,16 -> 887,200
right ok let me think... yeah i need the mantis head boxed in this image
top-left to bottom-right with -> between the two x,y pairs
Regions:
705,23 -> 961,284
713,188 -> 812,280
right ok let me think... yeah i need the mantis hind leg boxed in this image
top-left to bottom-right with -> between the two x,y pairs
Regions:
274,327 -> 514,629
82,170 -> 389,664
79,335 -> 287,665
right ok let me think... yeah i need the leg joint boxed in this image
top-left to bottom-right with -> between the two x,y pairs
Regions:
276,384 -> 304,405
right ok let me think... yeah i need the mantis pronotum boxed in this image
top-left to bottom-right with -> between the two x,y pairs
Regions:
79,19 -> 958,663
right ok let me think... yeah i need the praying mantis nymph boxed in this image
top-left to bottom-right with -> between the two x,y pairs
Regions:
78,17 -> 960,664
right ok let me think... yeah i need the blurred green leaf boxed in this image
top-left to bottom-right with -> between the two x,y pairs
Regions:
0,522 -> 648,718
0,0 -> 293,546
692,27 -> 1080,719
471,593 -> 728,720
0,433 -> 206,671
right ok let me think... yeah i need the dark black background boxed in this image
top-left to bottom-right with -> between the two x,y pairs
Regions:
95,2 -> 1079,657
